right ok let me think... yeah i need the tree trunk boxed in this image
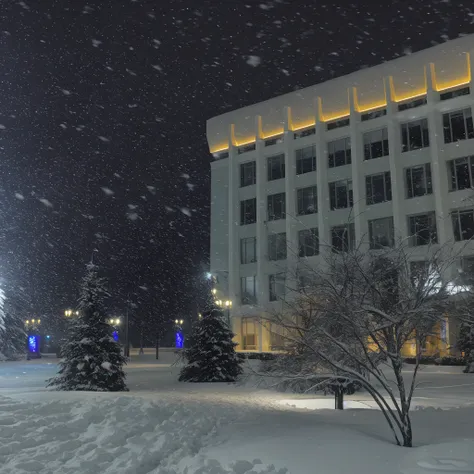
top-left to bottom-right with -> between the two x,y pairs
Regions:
139,327 -> 144,355
335,389 -> 344,410
155,335 -> 160,360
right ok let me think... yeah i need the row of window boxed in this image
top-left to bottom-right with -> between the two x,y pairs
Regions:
240,251 -> 474,309
240,162 -> 433,224
240,210 -> 440,265
239,108 -> 474,187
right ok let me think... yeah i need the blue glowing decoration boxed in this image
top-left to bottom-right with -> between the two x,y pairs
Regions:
112,330 -> 119,342
28,335 -> 39,353
46,335 -> 50,339
175,331 -> 184,349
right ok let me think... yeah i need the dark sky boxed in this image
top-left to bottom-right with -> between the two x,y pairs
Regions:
0,0 -> 473,323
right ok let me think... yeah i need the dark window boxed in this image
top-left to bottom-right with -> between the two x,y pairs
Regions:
452,209 -> 474,241
298,228 -> 319,257
401,118 -> 430,152
366,172 -> 392,205
327,117 -> 350,131
328,137 -> 351,168
361,109 -> 387,122
268,232 -> 287,261
329,180 -> 353,210
369,217 -> 394,249
240,277 -> 257,305
297,186 -> 317,215
294,127 -> 316,139
265,136 -> 283,147
449,156 -> 474,191
459,257 -> 474,286
397,96 -> 427,111
443,108 -> 474,143
296,145 -> 316,174
406,164 -> 432,198
240,237 -> 257,264
408,213 -> 438,247
240,161 -> 256,187
267,193 -> 286,221
331,223 -> 355,252
241,317 -> 256,348
238,143 -> 256,154
267,154 -> 285,181
363,127 -> 389,160
269,273 -> 286,302
240,198 -> 257,225
440,86 -> 470,101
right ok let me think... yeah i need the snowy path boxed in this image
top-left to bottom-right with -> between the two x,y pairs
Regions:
0,357 -> 473,473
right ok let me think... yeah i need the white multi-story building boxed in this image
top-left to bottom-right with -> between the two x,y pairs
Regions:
207,35 -> 474,354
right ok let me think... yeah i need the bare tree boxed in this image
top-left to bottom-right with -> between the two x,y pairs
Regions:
263,242 -> 452,447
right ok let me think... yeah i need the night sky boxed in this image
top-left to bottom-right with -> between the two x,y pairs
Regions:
0,0 -> 473,327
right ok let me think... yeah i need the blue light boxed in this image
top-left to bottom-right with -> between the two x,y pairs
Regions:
175,331 -> 184,349
46,335 -> 50,339
112,330 -> 119,342
28,335 -> 39,353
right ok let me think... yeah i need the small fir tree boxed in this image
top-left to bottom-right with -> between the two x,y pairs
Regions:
179,306 -> 243,382
47,263 -> 128,391
0,290 -> 26,360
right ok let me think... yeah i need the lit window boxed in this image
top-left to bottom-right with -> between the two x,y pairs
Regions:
295,145 -> 316,174
408,213 -> 438,247
401,118 -> 430,152
443,108 -> 474,144
406,164 -> 432,198
369,217 -> 394,249
267,193 -> 286,221
366,171 -> 392,205
241,317 -> 257,349
329,179 -> 353,210
297,186 -> 317,215
363,127 -> 389,160
328,137 -> 351,168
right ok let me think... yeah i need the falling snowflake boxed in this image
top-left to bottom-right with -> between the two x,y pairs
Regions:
152,65 -> 163,72
92,39 -> 102,47
181,173 -> 190,179
246,55 -> 261,67
61,89 -> 71,95
127,213 -> 139,221
101,187 -> 114,196
0,125 -> 5,130
15,193 -> 24,200
128,204 -> 137,210
98,136 -> 110,142
39,198 -> 53,208
180,208 -> 191,217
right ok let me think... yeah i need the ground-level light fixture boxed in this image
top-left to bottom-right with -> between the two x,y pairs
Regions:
175,319 -> 184,325
211,288 -> 217,295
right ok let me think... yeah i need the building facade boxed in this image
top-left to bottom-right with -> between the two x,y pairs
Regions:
207,35 -> 474,354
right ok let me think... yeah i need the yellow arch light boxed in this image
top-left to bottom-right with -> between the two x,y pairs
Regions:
432,53 -> 471,92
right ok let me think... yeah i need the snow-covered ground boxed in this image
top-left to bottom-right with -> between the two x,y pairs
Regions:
0,353 -> 473,473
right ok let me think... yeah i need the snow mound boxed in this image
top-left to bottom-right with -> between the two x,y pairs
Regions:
0,395 -> 287,474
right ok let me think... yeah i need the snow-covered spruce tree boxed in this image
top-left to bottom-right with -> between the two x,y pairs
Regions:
47,263 -> 128,391
0,289 -> 26,361
179,306 -> 243,382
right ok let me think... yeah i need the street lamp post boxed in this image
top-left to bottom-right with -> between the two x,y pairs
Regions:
25,318 -> 41,360
175,319 -> 184,349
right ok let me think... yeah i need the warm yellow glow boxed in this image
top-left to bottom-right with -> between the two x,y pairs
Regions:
235,138 -> 256,147
394,90 -> 427,103
32,319 -> 35,324
210,145 -> 229,154
211,288 -> 217,295
357,101 -> 387,113
26,320 -> 29,324
291,120 -> 316,132
38,319 -> 41,324
115,318 -> 120,325
262,129 -> 284,139
322,111 -> 350,122
432,53 -> 471,92
390,72 -> 428,103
